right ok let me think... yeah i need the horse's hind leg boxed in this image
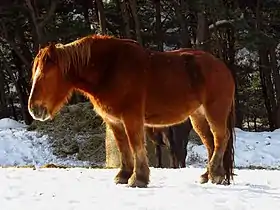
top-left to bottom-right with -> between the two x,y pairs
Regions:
155,144 -> 163,168
190,109 -> 214,184
146,128 -> 163,168
107,122 -> 134,184
182,119 -> 193,168
163,127 -> 179,168
123,115 -> 150,188
204,100 -> 232,185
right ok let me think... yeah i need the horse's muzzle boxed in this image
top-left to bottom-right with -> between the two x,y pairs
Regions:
28,103 -> 50,121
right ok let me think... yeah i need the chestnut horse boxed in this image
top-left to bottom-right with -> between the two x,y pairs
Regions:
28,35 -> 235,188
146,119 -> 193,168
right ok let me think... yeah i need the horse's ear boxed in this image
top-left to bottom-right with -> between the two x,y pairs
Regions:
39,42 -> 49,50
46,42 -> 57,63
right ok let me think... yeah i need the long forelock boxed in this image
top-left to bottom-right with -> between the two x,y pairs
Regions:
31,47 -> 51,81
31,54 -> 42,82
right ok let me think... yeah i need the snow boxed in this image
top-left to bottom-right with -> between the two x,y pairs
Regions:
0,118 -> 91,167
0,118 -> 280,209
0,118 -> 27,129
1,168 -> 280,210
189,128 -> 280,169
235,47 -> 258,68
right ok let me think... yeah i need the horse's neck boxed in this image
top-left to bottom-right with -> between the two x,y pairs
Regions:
71,62 -> 105,98
70,39 -> 115,96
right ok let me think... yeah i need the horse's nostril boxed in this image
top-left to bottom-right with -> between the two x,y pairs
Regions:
31,104 -> 40,116
31,104 -> 48,117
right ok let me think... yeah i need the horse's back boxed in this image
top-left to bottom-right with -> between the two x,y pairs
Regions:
148,48 -> 235,101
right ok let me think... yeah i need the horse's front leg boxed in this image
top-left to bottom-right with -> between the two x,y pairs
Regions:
123,116 -> 150,188
106,122 -> 134,184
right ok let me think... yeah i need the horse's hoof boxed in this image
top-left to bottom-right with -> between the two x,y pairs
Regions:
128,179 -> 148,188
114,170 -> 133,185
115,176 -> 129,184
127,173 -> 149,188
199,174 -> 209,184
210,175 -> 225,185
208,165 -> 226,185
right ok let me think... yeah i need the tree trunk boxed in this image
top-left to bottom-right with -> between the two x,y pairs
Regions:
269,47 -> 280,128
118,0 -> 131,38
128,0 -> 143,45
95,0 -> 107,34
26,0 -> 57,50
259,48 -> 275,130
114,0 -> 124,37
226,27 -> 241,128
0,46 -> 32,124
16,79 -> 33,125
265,67 -> 277,130
7,50 -> 33,125
246,116 -> 250,131
256,0 -> 276,130
8,97 -> 18,121
196,12 -> 210,51
0,70 -> 8,118
172,0 -> 191,47
81,0 -> 93,29
253,116 -> 257,131
154,0 -> 163,51
15,28 -> 33,84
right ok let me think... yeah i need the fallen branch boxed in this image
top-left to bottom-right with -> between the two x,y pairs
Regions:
208,14 -> 245,31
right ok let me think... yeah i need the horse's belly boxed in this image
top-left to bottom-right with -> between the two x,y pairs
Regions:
144,99 -> 200,127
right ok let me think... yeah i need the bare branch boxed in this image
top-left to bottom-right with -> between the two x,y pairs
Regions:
25,0 -> 38,27
0,22 -> 30,67
25,0 -> 57,47
38,0 -> 57,28
0,47 -> 16,83
208,15 -> 244,32
209,20 -> 235,31
25,0 -> 41,45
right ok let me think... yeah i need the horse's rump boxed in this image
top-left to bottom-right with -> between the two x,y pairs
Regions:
144,49 -> 219,126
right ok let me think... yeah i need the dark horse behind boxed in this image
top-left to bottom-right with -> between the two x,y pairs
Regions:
28,34 -> 235,188
146,119 -> 193,168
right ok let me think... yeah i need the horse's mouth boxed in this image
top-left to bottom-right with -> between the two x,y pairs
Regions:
28,104 -> 51,122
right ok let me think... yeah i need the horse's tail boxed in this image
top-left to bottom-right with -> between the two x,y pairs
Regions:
223,99 -> 236,185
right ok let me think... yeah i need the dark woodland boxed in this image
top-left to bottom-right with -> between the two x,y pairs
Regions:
0,0 -> 280,132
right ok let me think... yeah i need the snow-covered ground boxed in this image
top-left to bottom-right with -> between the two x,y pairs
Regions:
1,168 -> 280,210
1,118 -> 280,209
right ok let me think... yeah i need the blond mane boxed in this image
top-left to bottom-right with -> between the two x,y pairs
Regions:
32,35 -> 113,79
55,36 -> 94,74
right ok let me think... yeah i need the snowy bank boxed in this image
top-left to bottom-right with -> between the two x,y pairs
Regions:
0,118 -> 92,167
188,128 -> 280,169
0,118 -> 280,169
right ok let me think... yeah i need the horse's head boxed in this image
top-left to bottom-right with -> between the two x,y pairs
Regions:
28,43 -> 73,121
